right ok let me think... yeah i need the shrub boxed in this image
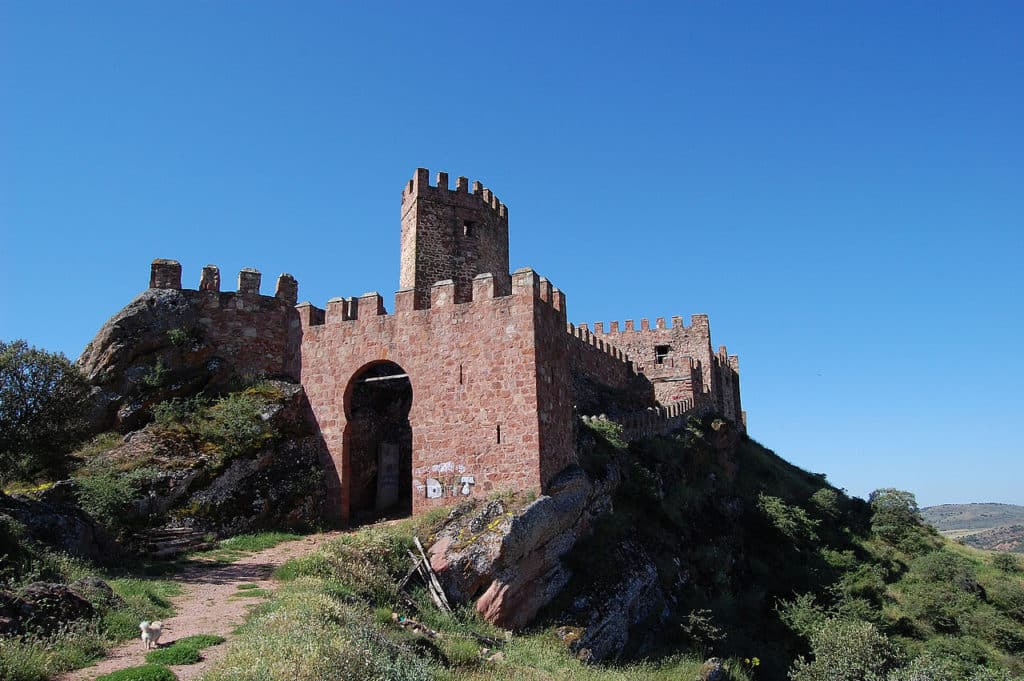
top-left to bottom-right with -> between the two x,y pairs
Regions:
196,392 -> 270,459
788,618 -> 903,681
901,579 -> 979,633
810,487 -> 842,518
992,553 -> 1022,574
96,664 -> 177,681
757,493 -> 819,543
0,340 -> 90,482
75,467 -> 158,532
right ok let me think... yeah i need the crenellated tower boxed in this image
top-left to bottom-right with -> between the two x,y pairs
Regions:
399,168 -> 511,308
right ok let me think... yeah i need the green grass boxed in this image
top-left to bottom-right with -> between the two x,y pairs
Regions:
235,582 -> 259,590
146,645 -> 201,665
143,633 -> 226,665
96,663 -> 177,681
188,531 -> 302,563
230,586 -> 271,599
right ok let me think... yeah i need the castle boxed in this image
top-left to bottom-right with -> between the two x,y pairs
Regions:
140,169 -> 743,524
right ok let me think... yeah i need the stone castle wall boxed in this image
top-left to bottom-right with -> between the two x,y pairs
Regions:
297,268 -> 573,524
400,170 -> 512,308
107,168 -> 744,525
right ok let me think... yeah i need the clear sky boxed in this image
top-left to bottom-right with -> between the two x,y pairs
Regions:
2,2 -> 1021,507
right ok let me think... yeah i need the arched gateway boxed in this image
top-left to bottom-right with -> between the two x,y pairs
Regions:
343,361 -> 413,523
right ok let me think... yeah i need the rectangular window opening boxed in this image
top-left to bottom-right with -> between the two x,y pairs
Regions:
463,220 -> 476,237
496,424 -> 501,444
655,345 -> 670,365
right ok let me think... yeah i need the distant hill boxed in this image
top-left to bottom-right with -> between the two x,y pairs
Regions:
958,524 -> 1024,553
921,503 -> 1024,552
921,502 -> 1024,532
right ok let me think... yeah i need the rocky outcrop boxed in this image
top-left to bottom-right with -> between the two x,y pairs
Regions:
0,486 -> 121,564
78,287 -> 296,432
185,435 -> 327,535
0,582 -> 97,636
429,463 -> 619,630
560,549 -> 667,661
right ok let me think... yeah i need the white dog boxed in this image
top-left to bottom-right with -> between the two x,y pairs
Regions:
140,620 -> 163,649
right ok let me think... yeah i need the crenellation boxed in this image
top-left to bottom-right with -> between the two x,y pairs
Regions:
431,279 -> 456,307
625,319 -> 635,332
359,292 -> 385,316
610,321 -> 619,333
276,273 -> 298,305
200,265 -> 220,292
594,322 -> 604,334
326,297 -> 349,323
641,318 -> 650,331
656,317 -> 666,329
436,171 -> 449,189
150,259 -> 182,289
473,273 -> 496,301
671,315 -> 684,328
238,268 -> 262,295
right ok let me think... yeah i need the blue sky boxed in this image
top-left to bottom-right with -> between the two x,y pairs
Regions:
2,2 -> 1021,506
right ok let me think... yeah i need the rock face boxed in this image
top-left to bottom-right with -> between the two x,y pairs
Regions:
0,582 -> 97,636
564,552 -> 667,661
78,287 -> 298,432
185,434 -> 327,535
429,464 -> 618,630
0,486 -> 121,564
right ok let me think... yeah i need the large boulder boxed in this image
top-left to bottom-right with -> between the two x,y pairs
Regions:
429,464 -> 618,630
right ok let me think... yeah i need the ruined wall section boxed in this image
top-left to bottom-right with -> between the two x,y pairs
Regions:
400,169 -> 511,309
298,268 -> 573,524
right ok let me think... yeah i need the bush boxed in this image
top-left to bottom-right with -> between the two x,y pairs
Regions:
788,618 -> 903,681
992,553 -> 1022,573
75,467 -> 158,532
870,488 -> 924,546
96,664 -> 177,681
757,493 -> 819,543
0,340 -> 90,482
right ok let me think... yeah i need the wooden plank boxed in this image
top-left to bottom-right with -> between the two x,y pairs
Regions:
414,536 -> 452,612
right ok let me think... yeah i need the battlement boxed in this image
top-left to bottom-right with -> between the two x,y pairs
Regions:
401,168 -> 508,220
298,267 -> 565,329
579,313 -> 711,335
148,259 -> 299,305
566,322 -> 633,367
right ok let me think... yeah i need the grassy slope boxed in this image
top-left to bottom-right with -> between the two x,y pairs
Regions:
198,417 -> 1024,681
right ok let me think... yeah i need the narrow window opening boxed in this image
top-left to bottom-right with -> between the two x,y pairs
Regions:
655,345 -> 670,365
459,364 -> 463,384
496,424 -> 501,444
463,220 -> 476,237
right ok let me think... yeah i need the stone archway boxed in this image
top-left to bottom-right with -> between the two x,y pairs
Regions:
343,361 -> 413,524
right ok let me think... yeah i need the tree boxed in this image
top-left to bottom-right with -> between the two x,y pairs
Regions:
789,618 -> 902,681
0,340 -> 90,482
869,488 -> 923,544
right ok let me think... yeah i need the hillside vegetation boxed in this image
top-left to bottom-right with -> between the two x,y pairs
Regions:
198,417 -> 1024,681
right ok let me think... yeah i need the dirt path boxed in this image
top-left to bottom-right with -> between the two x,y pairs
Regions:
59,532 -> 340,681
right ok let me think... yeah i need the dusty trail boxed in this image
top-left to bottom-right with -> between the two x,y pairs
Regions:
59,532 -> 340,681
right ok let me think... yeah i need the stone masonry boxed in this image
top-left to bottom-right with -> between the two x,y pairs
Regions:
112,169 -> 743,525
